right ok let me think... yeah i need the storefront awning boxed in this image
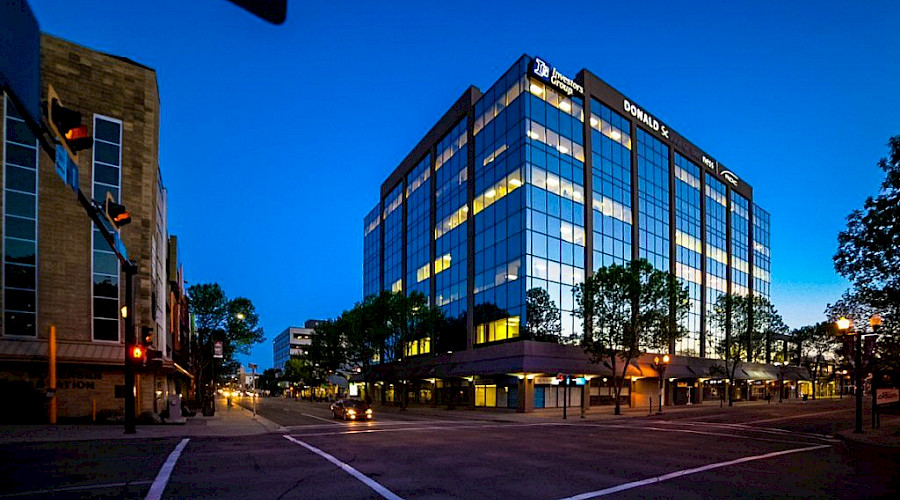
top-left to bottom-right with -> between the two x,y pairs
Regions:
742,368 -> 777,380
663,365 -> 697,379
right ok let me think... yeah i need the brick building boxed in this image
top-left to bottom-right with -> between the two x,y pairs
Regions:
0,34 -> 191,421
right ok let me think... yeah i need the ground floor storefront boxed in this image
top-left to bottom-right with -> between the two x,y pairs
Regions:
351,341 -> 812,413
0,359 -> 193,422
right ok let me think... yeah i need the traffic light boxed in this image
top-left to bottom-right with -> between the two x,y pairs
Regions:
103,192 -> 132,229
44,85 -> 93,159
141,326 -> 153,348
128,344 -> 146,365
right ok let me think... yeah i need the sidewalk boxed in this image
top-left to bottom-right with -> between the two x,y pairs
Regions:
0,398 -> 283,444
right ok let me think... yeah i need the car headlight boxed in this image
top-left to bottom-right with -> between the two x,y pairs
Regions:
347,409 -> 356,415
365,409 -> 373,414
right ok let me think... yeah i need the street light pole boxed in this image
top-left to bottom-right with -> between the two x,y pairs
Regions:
653,354 -> 670,415
837,317 -> 863,434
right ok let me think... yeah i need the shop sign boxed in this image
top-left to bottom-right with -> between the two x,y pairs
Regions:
530,57 -> 583,97
534,377 -> 555,385
876,388 -> 899,405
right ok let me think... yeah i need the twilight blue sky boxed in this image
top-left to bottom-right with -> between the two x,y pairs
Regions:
30,0 -> 900,369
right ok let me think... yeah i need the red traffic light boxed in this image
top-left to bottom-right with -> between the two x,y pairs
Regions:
103,192 -> 132,230
44,85 -> 93,157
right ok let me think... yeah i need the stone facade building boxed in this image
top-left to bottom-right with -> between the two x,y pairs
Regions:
0,34 -> 191,420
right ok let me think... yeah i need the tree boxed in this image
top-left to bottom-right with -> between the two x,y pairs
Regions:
826,290 -> 900,382
573,259 -> 689,415
283,358 -> 315,394
793,322 -> 838,400
308,319 -> 346,380
188,283 -> 264,408
835,136 -> 900,287
709,293 -> 785,406
257,368 -> 282,396
524,287 -> 562,343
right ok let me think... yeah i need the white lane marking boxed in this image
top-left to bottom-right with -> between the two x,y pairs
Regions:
592,424 -> 824,446
0,480 -> 152,498
145,438 -> 189,500
290,422 -> 553,437
281,419 -> 488,431
671,421 -> 838,441
744,408 -> 853,424
301,412 -> 343,424
556,444 -> 831,500
283,435 -> 404,500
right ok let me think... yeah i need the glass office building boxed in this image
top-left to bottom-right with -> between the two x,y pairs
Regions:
362,56 -> 774,410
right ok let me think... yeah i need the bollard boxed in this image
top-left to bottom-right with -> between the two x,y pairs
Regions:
649,396 -> 653,415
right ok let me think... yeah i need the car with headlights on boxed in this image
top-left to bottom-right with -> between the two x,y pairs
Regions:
330,399 -> 373,421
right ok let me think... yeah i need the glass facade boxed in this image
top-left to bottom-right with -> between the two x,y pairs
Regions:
363,203 -> 381,297
406,155 -> 431,299
731,192 -> 750,297
752,205 -> 771,299
434,119 -> 468,318
637,129 -> 670,272
704,174 -> 727,358
92,115 -> 122,342
382,184 -> 403,293
364,55 -> 770,363
524,72 -> 585,341
674,154 -> 701,357
2,95 -> 38,337
473,60 -> 527,343
590,101 -> 632,269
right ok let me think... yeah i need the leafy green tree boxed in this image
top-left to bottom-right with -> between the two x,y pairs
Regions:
710,293 -> 785,406
283,358 -> 315,391
524,287 -> 562,343
309,319 -> 347,379
258,368 -> 282,395
835,136 -> 900,306
188,283 -> 264,407
793,322 -> 838,399
826,290 -> 900,379
573,259 -> 689,415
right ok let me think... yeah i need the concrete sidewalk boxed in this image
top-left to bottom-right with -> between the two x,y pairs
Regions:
0,398 -> 283,444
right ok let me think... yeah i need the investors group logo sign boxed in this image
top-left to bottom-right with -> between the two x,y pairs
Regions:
530,56 -> 583,97
533,58 -> 550,78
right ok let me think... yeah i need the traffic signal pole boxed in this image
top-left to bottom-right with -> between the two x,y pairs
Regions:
124,266 -> 136,434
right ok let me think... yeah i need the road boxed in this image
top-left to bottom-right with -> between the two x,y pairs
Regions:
1,398 -> 897,499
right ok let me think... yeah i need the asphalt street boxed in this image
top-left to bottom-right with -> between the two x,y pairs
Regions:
1,398 -> 897,499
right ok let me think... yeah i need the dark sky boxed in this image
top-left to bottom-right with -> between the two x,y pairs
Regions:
30,0 -> 900,369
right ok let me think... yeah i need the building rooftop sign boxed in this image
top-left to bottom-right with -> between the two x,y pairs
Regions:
530,57 -> 583,97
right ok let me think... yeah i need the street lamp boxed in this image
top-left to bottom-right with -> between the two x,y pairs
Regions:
836,317 -> 863,433
868,314 -> 882,429
652,354 -> 670,415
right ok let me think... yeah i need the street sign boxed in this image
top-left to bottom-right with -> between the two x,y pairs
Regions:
876,388 -> 899,405
213,341 -> 224,359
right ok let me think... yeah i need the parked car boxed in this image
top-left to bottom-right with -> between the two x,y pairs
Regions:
330,399 -> 374,421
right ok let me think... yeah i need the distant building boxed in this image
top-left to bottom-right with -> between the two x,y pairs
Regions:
272,321 -> 321,369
